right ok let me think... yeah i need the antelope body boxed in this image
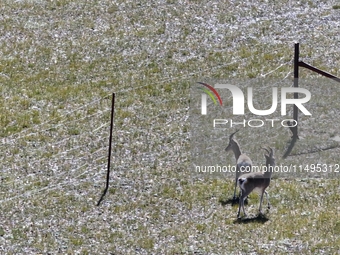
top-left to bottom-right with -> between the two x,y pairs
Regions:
237,147 -> 275,218
225,130 -> 252,201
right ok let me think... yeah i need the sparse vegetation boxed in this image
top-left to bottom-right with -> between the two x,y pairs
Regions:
1,0 -> 340,254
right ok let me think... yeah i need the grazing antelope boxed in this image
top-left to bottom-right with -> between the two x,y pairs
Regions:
237,147 -> 275,219
225,130 -> 252,201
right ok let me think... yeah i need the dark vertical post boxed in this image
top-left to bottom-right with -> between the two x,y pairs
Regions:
293,43 -> 299,139
97,92 -> 115,206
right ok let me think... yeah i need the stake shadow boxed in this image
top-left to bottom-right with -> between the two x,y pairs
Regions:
282,136 -> 298,159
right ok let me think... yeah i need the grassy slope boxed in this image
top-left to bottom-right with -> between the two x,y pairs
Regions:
1,0 -> 340,254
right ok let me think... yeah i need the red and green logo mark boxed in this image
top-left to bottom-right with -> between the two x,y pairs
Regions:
198,82 -> 223,115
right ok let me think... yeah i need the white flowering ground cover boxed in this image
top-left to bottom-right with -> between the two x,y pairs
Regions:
1,0 -> 340,254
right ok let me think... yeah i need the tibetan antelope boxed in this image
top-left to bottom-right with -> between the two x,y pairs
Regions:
237,147 -> 275,219
225,130 -> 252,202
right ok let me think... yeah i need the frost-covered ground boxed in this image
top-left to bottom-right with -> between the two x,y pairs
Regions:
1,0 -> 340,254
